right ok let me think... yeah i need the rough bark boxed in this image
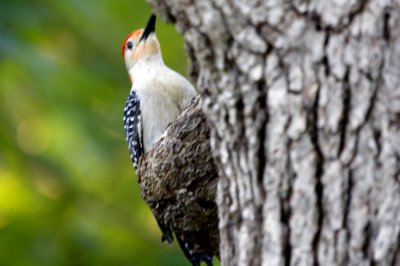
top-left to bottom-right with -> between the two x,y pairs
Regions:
146,0 -> 400,266
139,96 -> 220,259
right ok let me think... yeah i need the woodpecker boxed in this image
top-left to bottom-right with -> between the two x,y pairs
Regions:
122,15 -> 214,266
122,14 -> 197,169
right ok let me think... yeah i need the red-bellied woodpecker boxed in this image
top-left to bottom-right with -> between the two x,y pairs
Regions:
122,14 -> 197,170
122,15 -> 214,266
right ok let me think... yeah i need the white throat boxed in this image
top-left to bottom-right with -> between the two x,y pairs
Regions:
128,55 -> 164,88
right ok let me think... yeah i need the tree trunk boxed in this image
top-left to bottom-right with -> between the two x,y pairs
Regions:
148,0 -> 400,265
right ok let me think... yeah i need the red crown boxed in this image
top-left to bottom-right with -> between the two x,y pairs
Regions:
121,29 -> 143,58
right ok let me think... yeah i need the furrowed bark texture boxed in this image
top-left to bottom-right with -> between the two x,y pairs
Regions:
139,96 -> 220,257
148,0 -> 400,265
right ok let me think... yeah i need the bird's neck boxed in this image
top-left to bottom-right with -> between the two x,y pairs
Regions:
128,55 -> 165,88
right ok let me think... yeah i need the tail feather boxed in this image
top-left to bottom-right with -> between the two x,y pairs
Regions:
176,235 -> 213,266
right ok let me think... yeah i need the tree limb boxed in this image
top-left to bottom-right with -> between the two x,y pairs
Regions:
138,95 -> 220,258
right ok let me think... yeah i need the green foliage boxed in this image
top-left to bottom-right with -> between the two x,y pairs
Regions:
0,0 -> 204,265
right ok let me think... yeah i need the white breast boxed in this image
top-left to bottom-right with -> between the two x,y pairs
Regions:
130,58 -> 197,152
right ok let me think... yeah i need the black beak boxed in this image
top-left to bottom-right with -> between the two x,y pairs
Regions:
139,14 -> 156,44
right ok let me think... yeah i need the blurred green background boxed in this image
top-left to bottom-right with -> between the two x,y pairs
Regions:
0,0 -> 203,265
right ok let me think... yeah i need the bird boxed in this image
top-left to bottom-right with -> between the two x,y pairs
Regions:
121,14 -> 216,266
122,14 -> 197,169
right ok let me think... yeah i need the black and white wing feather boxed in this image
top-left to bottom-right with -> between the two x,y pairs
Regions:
123,90 -> 175,249
123,90 -> 143,171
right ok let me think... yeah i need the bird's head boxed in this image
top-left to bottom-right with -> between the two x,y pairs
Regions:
122,14 -> 161,72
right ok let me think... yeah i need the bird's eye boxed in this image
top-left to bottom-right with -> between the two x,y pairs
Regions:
127,41 -> 133,49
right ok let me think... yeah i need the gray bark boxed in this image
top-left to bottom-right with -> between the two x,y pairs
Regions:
147,0 -> 400,265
